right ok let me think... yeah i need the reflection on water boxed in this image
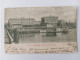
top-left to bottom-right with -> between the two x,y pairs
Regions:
46,32 -> 57,36
19,29 -> 77,43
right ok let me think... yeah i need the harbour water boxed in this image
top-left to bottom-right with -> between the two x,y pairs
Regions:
18,28 -> 77,43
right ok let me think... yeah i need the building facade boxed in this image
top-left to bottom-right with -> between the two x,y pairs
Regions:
41,16 -> 58,27
8,17 -> 36,28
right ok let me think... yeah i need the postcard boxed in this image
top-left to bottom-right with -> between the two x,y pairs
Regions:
4,7 -> 77,54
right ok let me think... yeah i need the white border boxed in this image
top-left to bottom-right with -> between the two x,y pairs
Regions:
0,0 -> 80,60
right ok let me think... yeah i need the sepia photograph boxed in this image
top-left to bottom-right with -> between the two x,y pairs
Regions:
4,7 -> 77,53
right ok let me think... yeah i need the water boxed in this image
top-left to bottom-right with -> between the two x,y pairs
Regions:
19,28 -> 77,43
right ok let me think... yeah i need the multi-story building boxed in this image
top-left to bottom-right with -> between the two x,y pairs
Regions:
8,18 -> 21,28
20,17 -> 36,27
35,21 -> 41,25
57,20 -> 67,28
8,17 -> 36,28
41,16 -> 58,28
8,18 -> 21,25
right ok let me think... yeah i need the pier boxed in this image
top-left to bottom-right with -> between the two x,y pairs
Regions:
6,30 -> 13,44
6,29 -> 19,44
6,26 -> 70,44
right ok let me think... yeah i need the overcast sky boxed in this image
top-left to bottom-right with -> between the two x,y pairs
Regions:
5,6 -> 76,23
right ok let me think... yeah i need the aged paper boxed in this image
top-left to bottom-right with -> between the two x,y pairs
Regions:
4,7 -> 77,54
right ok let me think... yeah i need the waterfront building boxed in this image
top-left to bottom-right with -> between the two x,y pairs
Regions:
35,21 -> 41,25
41,16 -> 58,27
8,17 -> 36,28
57,20 -> 67,28
8,18 -> 21,25
20,17 -> 36,27
8,18 -> 21,28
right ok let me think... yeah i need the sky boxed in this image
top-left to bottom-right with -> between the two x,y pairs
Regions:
5,6 -> 76,23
